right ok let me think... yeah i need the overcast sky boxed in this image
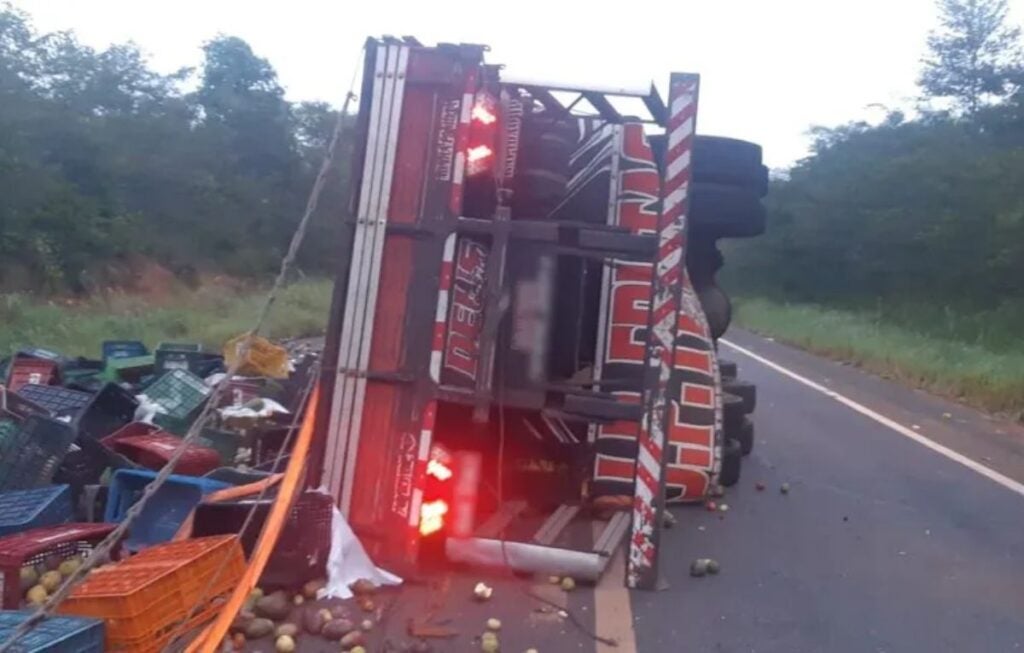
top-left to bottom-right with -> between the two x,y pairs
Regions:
13,0 -> 1024,167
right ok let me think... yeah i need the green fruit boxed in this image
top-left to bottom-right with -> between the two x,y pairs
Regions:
25,585 -> 48,605
39,571 -> 62,593
19,567 -> 38,592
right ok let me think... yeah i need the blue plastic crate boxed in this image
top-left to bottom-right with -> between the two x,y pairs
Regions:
100,340 -> 147,363
104,469 -> 228,551
0,611 -> 103,653
0,486 -> 71,537
13,387 -> 91,419
0,415 -> 76,492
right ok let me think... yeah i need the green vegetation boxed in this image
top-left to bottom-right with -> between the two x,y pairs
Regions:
733,297 -> 1024,417
0,279 -> 333,358
724,0 -> 1024,417
0,5 -> 350,293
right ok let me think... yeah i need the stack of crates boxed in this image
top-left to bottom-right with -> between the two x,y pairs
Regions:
0,485 -> 72,537
58,535 -> 245,652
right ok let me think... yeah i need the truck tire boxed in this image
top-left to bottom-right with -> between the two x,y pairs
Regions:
719,438 -> 742,487
693,136 -> 769,195
723,392 -> 745,433
690,182 -> 767,239
723,378 -> 756,414
737,416 -> 754,456
719,358 -> 738,379
513,117 -> 577,218
697,283 -> 732,341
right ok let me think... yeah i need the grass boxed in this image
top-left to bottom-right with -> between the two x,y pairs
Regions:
0,279 -> 334,359
732,296 -> 1024,420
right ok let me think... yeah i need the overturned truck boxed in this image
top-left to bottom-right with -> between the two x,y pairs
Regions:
310,37 -> 766,589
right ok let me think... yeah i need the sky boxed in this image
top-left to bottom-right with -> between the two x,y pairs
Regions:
12,0 -> 1024,168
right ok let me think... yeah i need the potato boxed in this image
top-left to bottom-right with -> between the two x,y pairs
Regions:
486,618 -> 501,631
292,593 -> 304,606
230,612 -> 253,634
275,622 -> 298,638
25,585 -> 48,605
560,577 -> 575,592
231,632 -> 246,650
275,634 -> 296,652
350,578 -> 377,595
321,618 -> 356,640
302,578 -> 326,599
39,571 -> 62,593
301,606 -> 328,634
255,592 -> 291,620
350,647 -> 367,653
244,617 -> 275,639
480,631 -> 499,652
340,630 -> 365,648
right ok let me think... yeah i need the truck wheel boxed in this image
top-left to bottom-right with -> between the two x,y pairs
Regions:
723,392 -> 745,433
737,416 -> 754,456
513,116 -> 577,218
723,378 -> 756,414
719,358 -> 738,379
693,136 -> 768,195
718,438 -> 742,487
697,283 -> 732,341
689,182 -> 767,239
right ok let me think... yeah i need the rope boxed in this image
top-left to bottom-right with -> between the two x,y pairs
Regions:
0,81 -> 358,653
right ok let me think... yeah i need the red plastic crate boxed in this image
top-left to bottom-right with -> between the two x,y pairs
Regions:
0,523 -> 118,610
58,536 -> 243,647
102,432 -> 220,476
6,358 -> 59,393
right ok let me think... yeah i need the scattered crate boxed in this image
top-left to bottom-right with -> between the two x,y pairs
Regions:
0,485 -> 72,537
13,387 -> 91,419
100,356 -> 154,384
0,611 -> 104,653
197,427 -> 244,466
1,389 -> 49,420
103,470 -> 228,551
5,357 -> 60,394
0,523 -> 118,610
104,433 -> 220,476
74,384 -> 138,442
156,342 -> 201,353
143,370 -> 210,435
193,490 -> 333,587
58,536 -> 243,652
100,341 -> 147,363
0,414 -> 76,492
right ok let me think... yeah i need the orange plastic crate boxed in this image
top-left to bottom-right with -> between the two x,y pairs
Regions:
120,535 -> 245,602
58,536 -> 244,644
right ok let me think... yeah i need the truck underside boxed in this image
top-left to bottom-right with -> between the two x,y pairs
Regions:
310,37 -> 767,589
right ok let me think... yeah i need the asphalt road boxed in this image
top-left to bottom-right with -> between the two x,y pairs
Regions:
630,328 -> 1024,653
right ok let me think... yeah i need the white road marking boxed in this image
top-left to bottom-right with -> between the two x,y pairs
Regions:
720,338 -> 1024,499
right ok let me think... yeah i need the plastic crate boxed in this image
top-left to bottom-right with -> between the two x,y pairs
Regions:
196,427 -> 242,466
193,491 -> 333,587
0,523 -> 118,610
59,538 -> 242,651
118,535 -> 245,602
104,433 -> 220,476
0,611 -> 104,653
6,358 -> 60,394
100,356 -> 153,384
103,470 -> 228,551
1,389 -> 49,420
153,350 -> 222,378
156,342 -> 202,353
0,414 -> 76,492
52,439 -> 138,491
13,387 -> 90,419
74,384 -> 137,442
0,485 -> 72,537
142,370 -> 209,422
100,341 -> 147,363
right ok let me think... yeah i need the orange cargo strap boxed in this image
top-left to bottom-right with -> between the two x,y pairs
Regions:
186,385 -> 320,653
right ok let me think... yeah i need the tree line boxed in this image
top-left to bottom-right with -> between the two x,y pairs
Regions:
0,4 -> 347,293
725,0 -> 1024,316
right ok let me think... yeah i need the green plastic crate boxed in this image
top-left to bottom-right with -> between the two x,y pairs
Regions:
144,370 -> 210,435
102,354 -> 155,383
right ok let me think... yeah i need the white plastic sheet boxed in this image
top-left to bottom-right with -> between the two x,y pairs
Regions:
321,503 -> 402,600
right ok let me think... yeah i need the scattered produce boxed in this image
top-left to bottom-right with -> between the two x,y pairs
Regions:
302,577 -> 326,599
350,647 -> 367,653
755,482 -> 766,491
19,567 -> 38,592
560,577 -> 575,592
486,618 -> 502,631
548,576 -> 560,585
481,631 -> 499,652
705,501 -> 717,512
292,593 -> 304,606
275,634 -> 296,652
231,632 -> 246,650
340,630 -> 365,648
244,617 -> 275,639
357,596 -> 375,612
322,618 -> 356,640
706,559 -> 721,575
690,559 -> 709,577
39,571 -> 62,593
780,483 -> 791,495
58,557 -> 82,578
351,578 -> 377,595
275,622 -> 299,638
25,585 -> 47,605
361,618 -> 374,631
718,503 -> 729,513
473,581 -> 493,601
255,592 -> 292,620
303,606 -> 328,634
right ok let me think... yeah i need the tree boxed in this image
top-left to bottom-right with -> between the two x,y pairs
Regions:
919,0 -> 1024,114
